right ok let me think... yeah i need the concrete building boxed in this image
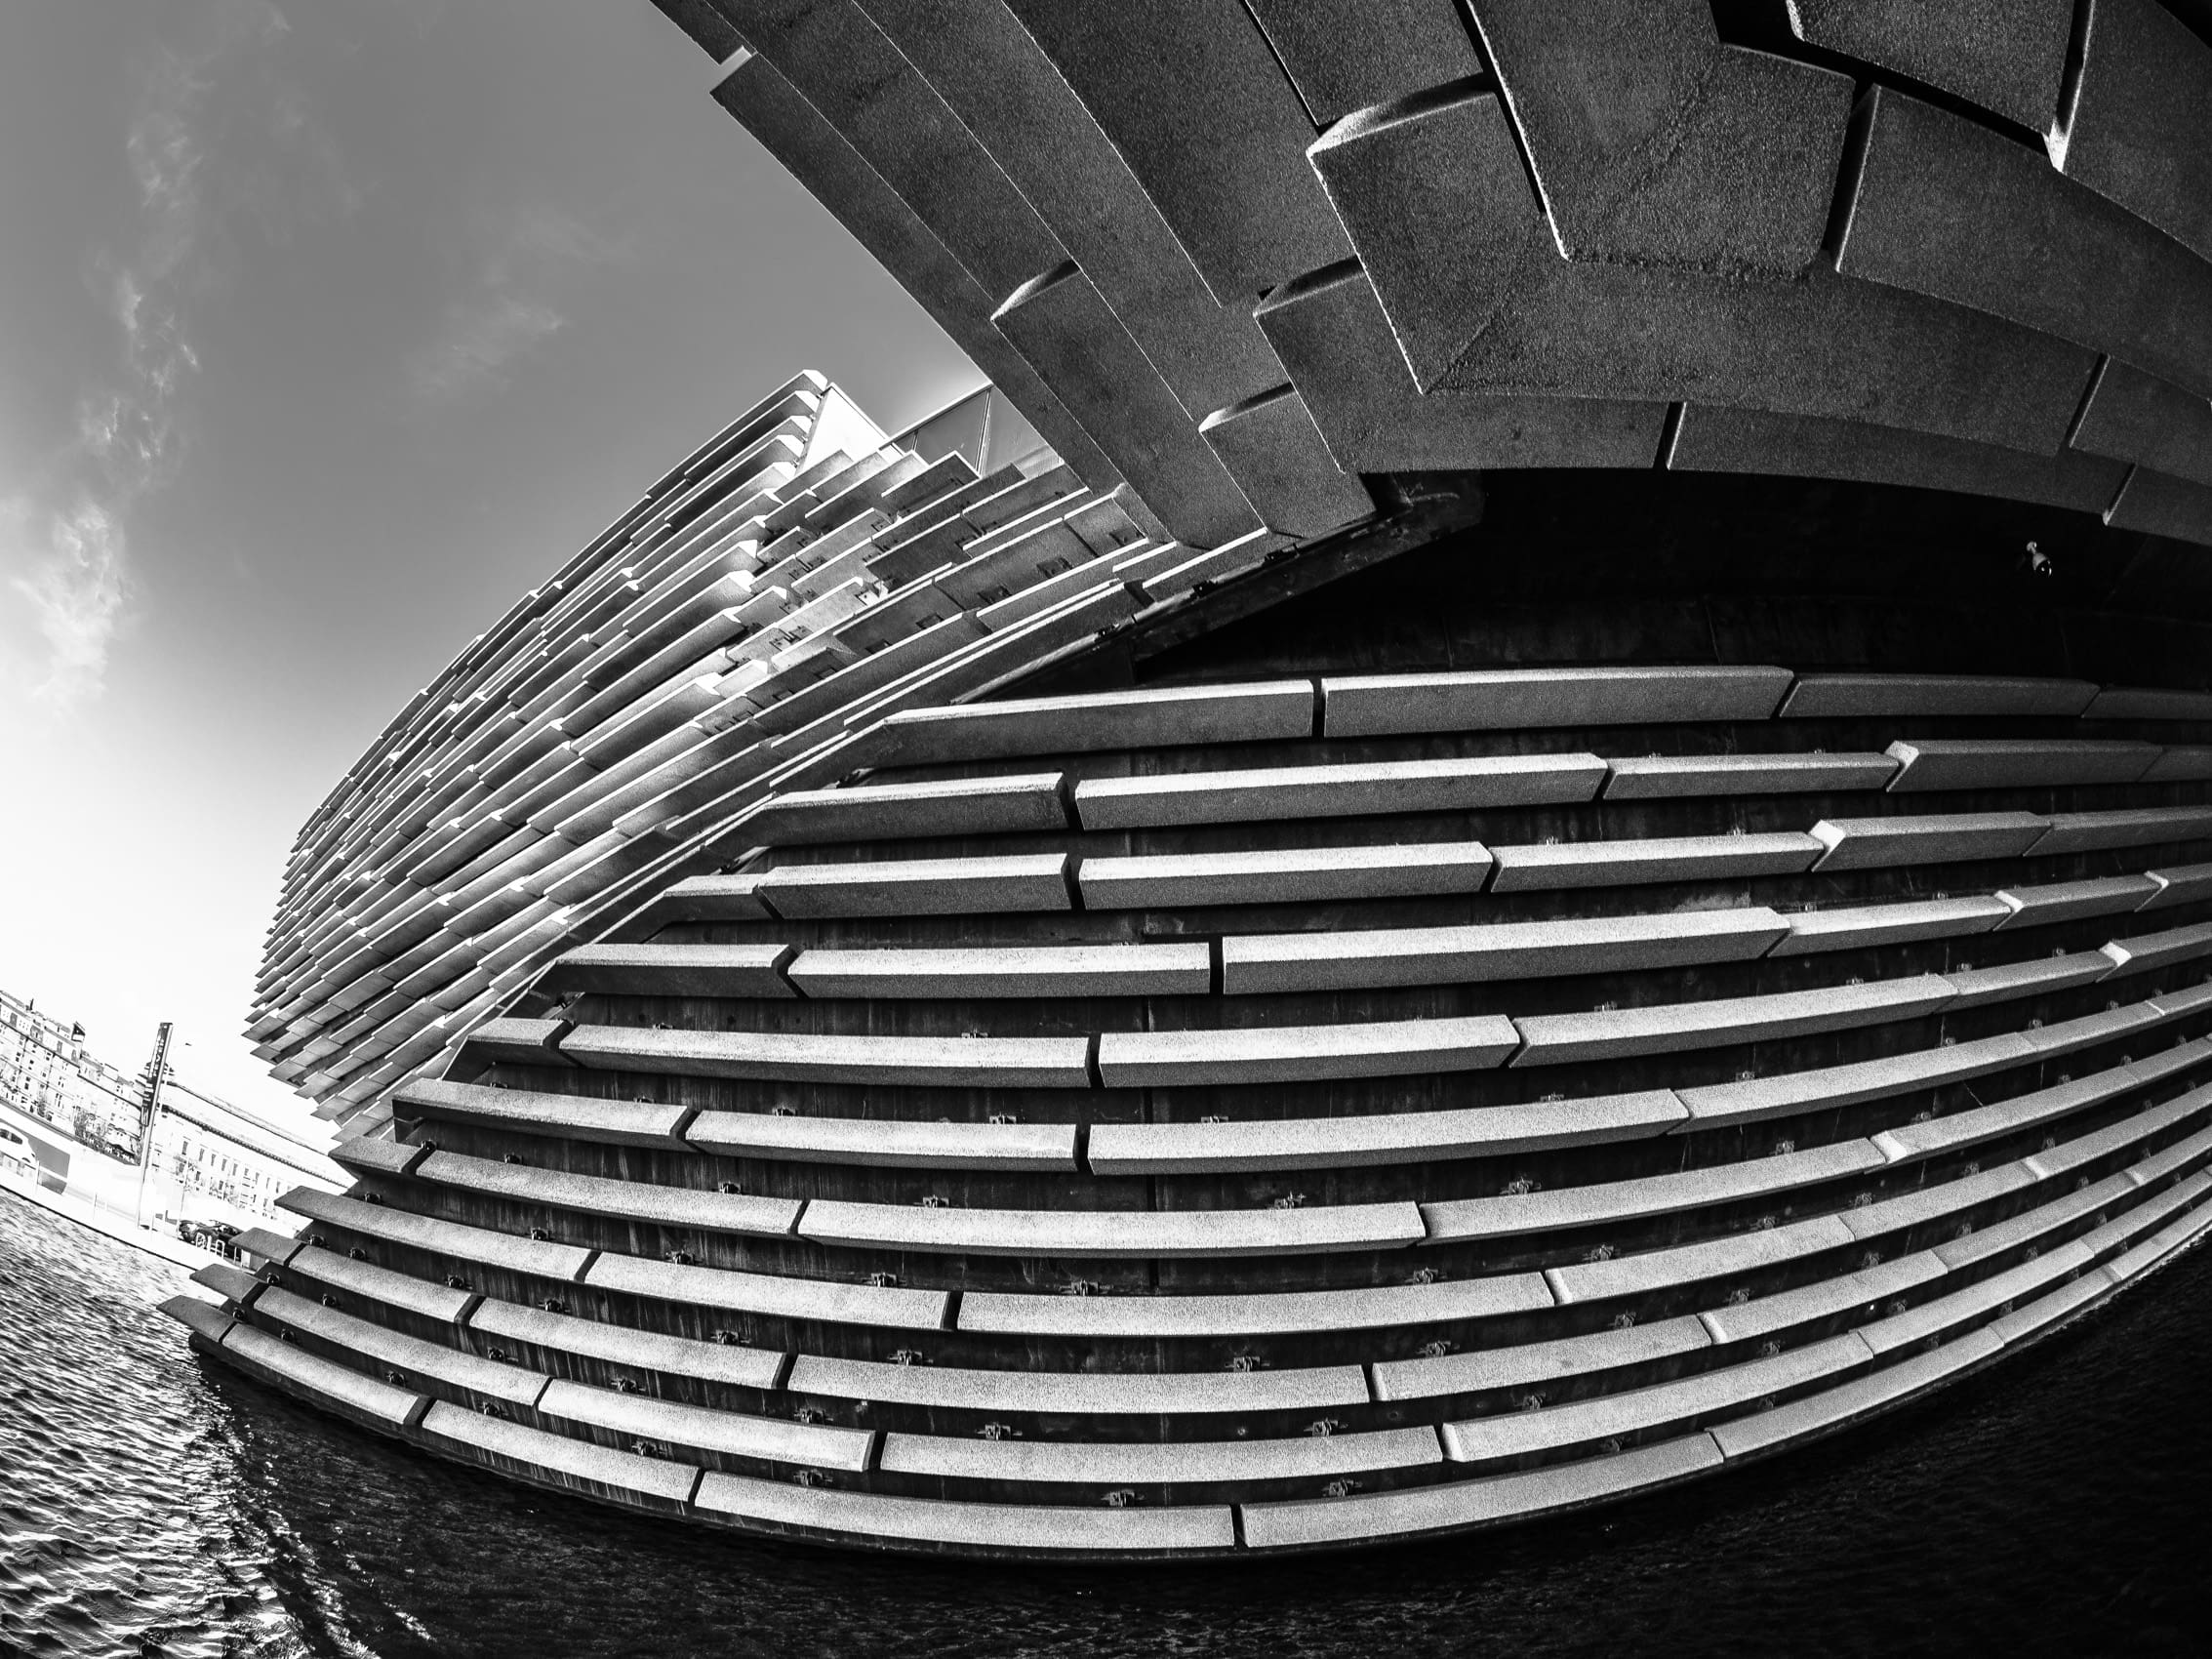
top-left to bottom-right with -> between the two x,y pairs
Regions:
172,3 -> 2212,1558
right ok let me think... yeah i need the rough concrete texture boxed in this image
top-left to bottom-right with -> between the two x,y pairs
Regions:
854,0 -> 1285,418
1296,81 -> 2098,449
1488,832 -> 1823,890
1839,87 -> 2212,399
1884,737 -> 2160,792
1004,0 -> 1352,303
1074,752 -> 1604,830
992,264 -> 1262,548
1781,674 -> 2097,719
870,681 -> 1315,768
1308,87 -> 1540,390
1220,908 -> 1787,994
1603,752 -> 1901,797
1670,402 -> 2132,518
1199,385 -> 1377,539
711,0 -> 1065,298
1809,812 -> 2051,870
756,854 -> 1072,918
1437,243 -> 2096,454
2070,358 -> 2212,491
1255,263 -> 1669,471
1789,0 -> 2073,131
2107,465 -> 2212,546
1321,666 -> 1791,734
1242,0 -> 1484,125
2051,0 -> 2212,263
1468,0 -> 1853,277
709,56 -> 1123,491
1079,841 -> 1495,910
1095,1019 -> 1518,1088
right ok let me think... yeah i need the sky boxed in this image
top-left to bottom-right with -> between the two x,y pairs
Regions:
0,0 -> 984,1133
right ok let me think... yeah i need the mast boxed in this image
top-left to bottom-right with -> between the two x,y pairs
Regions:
135,1021 -> 171,1223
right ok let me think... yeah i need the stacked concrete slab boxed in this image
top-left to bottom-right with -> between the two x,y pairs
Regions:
637,0 -> 2212,544
195,643 -> 2212,1554
243,375 -> 1260,1129
183,2 -> 2212,1558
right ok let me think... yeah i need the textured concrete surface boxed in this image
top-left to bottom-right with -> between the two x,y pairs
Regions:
786,941 -> 1213,999
992,263 -> 1261,547
2107,465 -> 2212,545
1096,1016 -> 1520,1087
1789,0 -> 2073,131
1513,976 -> 1956,1066
1243,0 -> 1482,124
748,772 -> 1069,842
2033,805 -> 2212,854
1294,77 -> 2100,450
854,0 -> 1285,417
1487,832 -> 1823,890
1840,87 -> 2212,399
1602,751 -> 1901,797
1321,665 -> 1792,734
2068,359 -> 2212,491
715,0 -> 1065,298
1004,0 -> 1352,302
1221,909 -> 1790,993
1072,753 -> 1606,830
755,853 -> 1071,917
1809,811 -> 2051,870
1772,895 -> 2012,954
1198,384 -> 1376,538
1307,87 -> 1539,391
1781,674 -> 2098,718
2050,0 -> 2212,263
1439,247 -> 2098,453
1885,737 -> 2159,791
1469,0 -> 1852,276
710,56 -> 1120,489
1256,263 -> 1670,471
1670,402 -> 2130,514
1078,842 -> 1495,910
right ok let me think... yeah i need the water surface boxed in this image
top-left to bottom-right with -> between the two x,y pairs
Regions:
3,1192 -> 2206,1657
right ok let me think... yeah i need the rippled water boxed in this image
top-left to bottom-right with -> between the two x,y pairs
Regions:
4,1191 -> 2210,1657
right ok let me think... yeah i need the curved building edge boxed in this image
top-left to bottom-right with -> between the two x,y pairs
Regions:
165,1219 -> 2212,1559
161,0 -> 2212,1559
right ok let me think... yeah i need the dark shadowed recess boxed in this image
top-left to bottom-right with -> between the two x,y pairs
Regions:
1023,468 -> 2212,701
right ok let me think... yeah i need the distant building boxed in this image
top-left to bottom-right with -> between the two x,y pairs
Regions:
140,1075 -> 345,1227
1,984 -> 342,1228
0,989 -> 141,1159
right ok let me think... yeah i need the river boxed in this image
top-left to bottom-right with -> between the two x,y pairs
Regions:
2,1191 -> 2205,1657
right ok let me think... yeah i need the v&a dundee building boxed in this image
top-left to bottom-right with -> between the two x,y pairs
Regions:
167,0 -> 2212,1558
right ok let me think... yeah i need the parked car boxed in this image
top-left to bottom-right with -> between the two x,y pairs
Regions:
177,1219 -> 241,1256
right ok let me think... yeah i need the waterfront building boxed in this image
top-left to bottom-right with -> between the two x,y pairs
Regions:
2,985 -> 342,1230
172,3 -> 2212,1558
2,989 -> 144,1164
137,1077 -> 347,1230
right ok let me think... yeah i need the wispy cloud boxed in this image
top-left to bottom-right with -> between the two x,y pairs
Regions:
7,500 -> 134,708
3,0 -> 346,709
407,203 -> 632,405
409,289 -> 568,405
